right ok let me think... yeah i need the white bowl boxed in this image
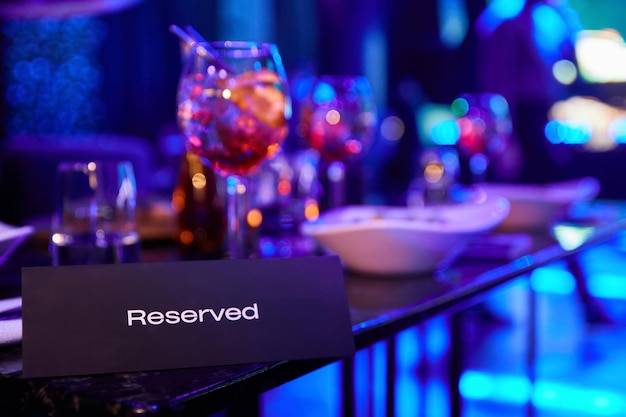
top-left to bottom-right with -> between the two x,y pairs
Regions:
300,194 -> 510,275
477,177 -> 600,233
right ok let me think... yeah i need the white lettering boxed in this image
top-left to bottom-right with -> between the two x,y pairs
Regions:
242,303 -> 259,320
180,310 -> 198,323
147,311 -> 164,325
208,308 -> 225,322
198,309 -> 210,322
165,310 -> 180,324
126,303 -> 260,326
127,309 -> 146,326
225,307 -> 241,321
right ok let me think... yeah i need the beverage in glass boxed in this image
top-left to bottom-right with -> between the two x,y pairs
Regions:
176,41 -> 291,258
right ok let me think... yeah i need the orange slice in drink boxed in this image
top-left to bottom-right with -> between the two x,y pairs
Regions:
226,69 -> 288,129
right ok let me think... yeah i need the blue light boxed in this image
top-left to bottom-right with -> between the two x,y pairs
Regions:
609,118 -> 626,143
355,77 -> 373,95
461,371 -> 626,415
293,76 -> 314,101
226,177 -> 240,195
496,374 -> 532,404
587,274 -> 626,300
615,230 -> 626,252
396,327 -> 421,370
490,0 -> 525,20
312,81 -> 336,105
425,379 -> 449,416
437,0 -> 469,49
532,4 -> 570,62
372,342 -> 388,417
470,153 -> 488,176
532,380 -> 625,415
431,120 -> 460,145
544,119 -> 591,145
476,0 -> 526,36
529,264 -> 576,295
355,348 -> 371,417
424,317 -> 449,361
461,369 -> 531,404
257,240 -> 285,259
487,94 -> 509,118
396,374 -> 421,417
459,370 -> 495,399
261,362 -> 342,416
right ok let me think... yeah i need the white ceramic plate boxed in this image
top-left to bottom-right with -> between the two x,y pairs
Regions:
0,222 -> 34,266
477,177 -> 600,232
301,194 -> 510,275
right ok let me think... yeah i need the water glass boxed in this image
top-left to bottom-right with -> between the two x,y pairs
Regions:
50,160 -> 140,266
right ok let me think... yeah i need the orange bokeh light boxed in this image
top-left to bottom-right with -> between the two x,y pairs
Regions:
247,208 -> 263,228
304,200 -> 320,221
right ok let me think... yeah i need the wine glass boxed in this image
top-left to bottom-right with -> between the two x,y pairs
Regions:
176,41 -> 291,259
299,75 -> 377,208
452,93 -> 512,184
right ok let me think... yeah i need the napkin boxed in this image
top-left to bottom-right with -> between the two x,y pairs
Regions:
0,319 -> 22,347
0,297 -> 22,346
0,222 -> 34,266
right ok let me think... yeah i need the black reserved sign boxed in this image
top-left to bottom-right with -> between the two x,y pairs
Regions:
21,256 -> 355,378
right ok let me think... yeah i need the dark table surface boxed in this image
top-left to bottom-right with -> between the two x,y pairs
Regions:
0,204 -> 624,417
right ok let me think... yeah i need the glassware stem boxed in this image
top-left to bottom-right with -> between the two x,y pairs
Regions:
327,161 -> 346,208
226,175 -> 249,259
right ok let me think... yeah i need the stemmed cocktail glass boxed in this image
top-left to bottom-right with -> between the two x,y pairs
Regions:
176,40 -> 291,258
300,75 -> 377,208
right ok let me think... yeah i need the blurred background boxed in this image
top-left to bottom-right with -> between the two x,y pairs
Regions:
2,0 -> 626,225
3,2 -> 626,416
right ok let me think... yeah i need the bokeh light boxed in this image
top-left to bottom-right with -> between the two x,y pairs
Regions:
544,119 -> 592,145
450,97 -> 469,117
325,109 -> 341,125
304,199 -> 319,221
247,208 -> 263,228
431,120 -> 460,145
380,115 -> 404,141
424,162 -> 444,184
552,59 -> 578,85
191,173 -> 207,189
